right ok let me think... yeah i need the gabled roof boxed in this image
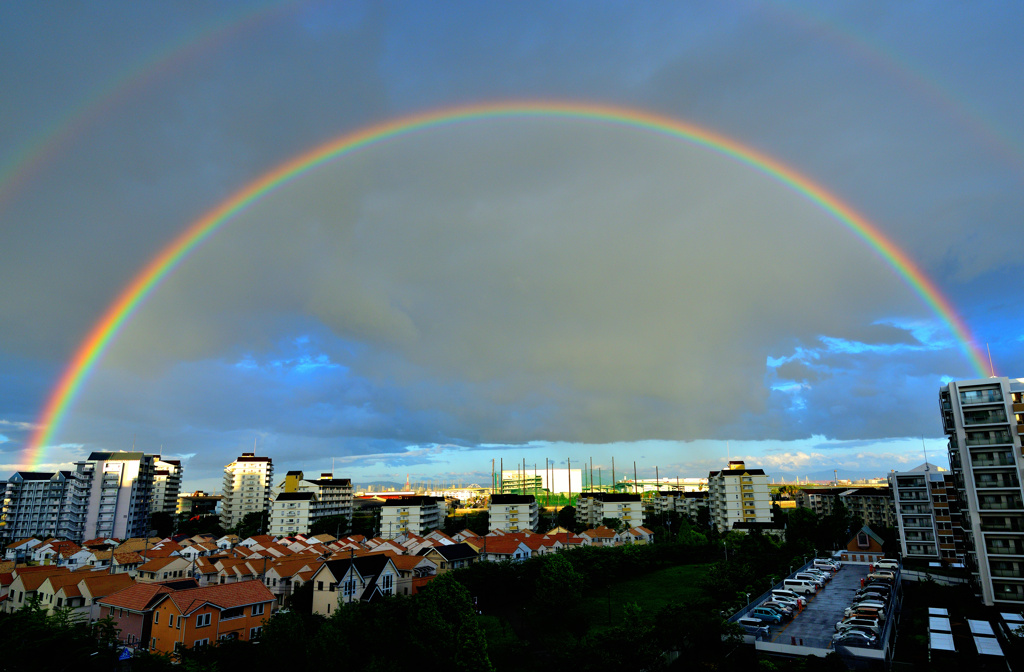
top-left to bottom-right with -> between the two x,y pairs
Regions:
13,566 -> 69,591
100,582 -> 173,612
581,526 -> 617,539
138,557 -> 188,573
77,572 -> 134,598
477,537 -> 529,555
155,580 -> 275,616
420,543 -> 478,562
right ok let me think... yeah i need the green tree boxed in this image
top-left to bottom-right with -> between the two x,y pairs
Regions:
601,516 -> 625,532
412,572 -> 494,671
150,511 -> 175,538
310,514 -> 349,538
234,510 -> 269,539
556,505 -> 576,531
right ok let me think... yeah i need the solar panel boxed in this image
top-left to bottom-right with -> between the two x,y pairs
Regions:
1001,612 -> 1024,623
929,632 -> 955,651
929,616 -> 951,632
928,607 -> 948,616
973,636 -> 1003,657
968,620 -> 994,636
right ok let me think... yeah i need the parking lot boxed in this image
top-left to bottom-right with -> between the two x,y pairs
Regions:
768,565 -> 879,649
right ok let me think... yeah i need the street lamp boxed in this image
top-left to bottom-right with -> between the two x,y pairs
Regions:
745,592 -> 750,605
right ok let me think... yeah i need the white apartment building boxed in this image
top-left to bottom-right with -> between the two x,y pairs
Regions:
269,471 -> 354,536
575,492 -> 644,529
488,494 -> 539,532
220,452 -> 274,530
500,468 -> 582,494
151,458 -> 182,515
76,452 -> 157,541
707,461 -> 771,532
941,376 -> 1024,606
889,463 -> 965,563
380,496 -> 443,538
1,471 -> 80,542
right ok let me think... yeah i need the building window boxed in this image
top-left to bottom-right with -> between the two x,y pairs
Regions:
250,626 -> 262,640
196,613 -> 212,627
252,603 -> 265,616
154,611 -> 159,624
194,639 -> 209,648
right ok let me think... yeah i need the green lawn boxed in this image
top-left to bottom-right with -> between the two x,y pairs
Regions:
580,563 -> 711,627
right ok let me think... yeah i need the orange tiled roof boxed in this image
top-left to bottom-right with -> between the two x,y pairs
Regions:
78,572 -> 134,598
99,582 -> 173,612
161,580 -> 275,616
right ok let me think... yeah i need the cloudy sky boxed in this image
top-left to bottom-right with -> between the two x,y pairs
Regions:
2,1 -> 1022,492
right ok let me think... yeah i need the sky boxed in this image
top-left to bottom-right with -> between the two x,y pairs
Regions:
1,1 -> 1022,493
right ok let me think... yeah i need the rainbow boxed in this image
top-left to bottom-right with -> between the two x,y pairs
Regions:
22,100 -> 991,467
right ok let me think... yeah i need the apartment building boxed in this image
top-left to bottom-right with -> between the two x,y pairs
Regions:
488,494 -> 539,532
500,468 -> 582,494
268,471 -> 354,536
76,452 -> 158,542
2,471 -> 81,542
707,461 -> 771,532
575,492 -> 644,529
220,453 -> 274,530
379,496 -> 443,538
152,459 -> 183,515
889,463 -> 966,563
941,376 -> 1024,606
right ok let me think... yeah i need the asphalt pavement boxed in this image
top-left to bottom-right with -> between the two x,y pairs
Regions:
767,565 -> 878,650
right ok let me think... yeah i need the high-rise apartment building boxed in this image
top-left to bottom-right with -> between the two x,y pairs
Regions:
75,451 -> 157,541
268,471 -> 354,536
889,463 -> 966,563
941,376 -> 1024,606
220,452 -> 274,530
575,492 -> 645,529
1,471 -> 81,542
151,458 -> 182,515
380,496 -> 443,538
489,494 -> 539,532
707,461 -> 771,532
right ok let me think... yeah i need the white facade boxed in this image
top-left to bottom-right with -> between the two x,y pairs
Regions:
488,494 -> 539,532
941,377 -> 1024,606
77,452 -> 157,541
708,461 -> 771,532
500,468 -> 582,494
380,496 -> 443,538
2,471 -> 80,542
270,492 -> 315,536
220,453 -> 274,530
575,493 -> 645,529
152,459 -> 182,515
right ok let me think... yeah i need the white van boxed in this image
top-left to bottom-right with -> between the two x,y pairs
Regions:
875,559 -> 899,571
814,558 -> 841,571
795,572 -> 826,588
783,578 -> 817,595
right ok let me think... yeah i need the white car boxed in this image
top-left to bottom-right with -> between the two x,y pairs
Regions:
836,618 -> 881,635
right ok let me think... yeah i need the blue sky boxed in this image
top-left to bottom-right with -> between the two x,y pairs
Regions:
1,1 -> 1022,493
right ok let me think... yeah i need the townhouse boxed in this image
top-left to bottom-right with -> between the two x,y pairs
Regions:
309,554 -> 399,615
149,581 -> 275,653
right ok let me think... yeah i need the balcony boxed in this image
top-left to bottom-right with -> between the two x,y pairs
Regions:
960,388 -> 1003,405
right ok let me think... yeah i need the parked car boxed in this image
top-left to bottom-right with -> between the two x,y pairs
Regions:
771,589 -> 807,606
770,594 -> 802,611
737,617 -> 771,638
844,605 -> 885,621
866,571 -> 896,584
832,629 -> 878,648
751,606 -> 784,624
858,583 -> 892,596
814,559 -> 841,572
849,599 -> 887,614
803,568 -> 832,582
782,579 -> 817,595
875,559 -> 899,572
795,573 -> 826,588
836,618 -> 881,635
761,600 -> 794,619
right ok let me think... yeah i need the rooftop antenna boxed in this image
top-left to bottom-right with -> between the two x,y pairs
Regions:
923,439 -> 930,470
987,344 -> 996,378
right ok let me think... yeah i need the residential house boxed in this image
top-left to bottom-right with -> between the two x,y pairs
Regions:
99,582 -> 175,649
149,581 -> 275,654
416,543 -> 477,574
4,538 -> 42,561
77,572 -> 136,621
580,526 -> 619,547
263,557 -> 322,605
476,536 -> 532,562
839,525 -> 887,564
3,566 -> 69,613
620,527 -> 655,544
137,557 -> 192,583
309,555 -> 399,616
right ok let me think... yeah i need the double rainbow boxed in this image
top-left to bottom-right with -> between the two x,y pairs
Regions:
22,100 -> 990,467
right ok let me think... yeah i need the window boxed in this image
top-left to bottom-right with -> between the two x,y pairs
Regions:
194,639 -> 209,648
196,613 -> 212,627
317,581 -> 323,591
252,603 -> 265,616
154,611 -> 159,624
176,615 -> 181,629
250,626 -> 262,640
382,574 -> 393,595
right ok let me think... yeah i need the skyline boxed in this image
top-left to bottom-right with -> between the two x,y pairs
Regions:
2,2 -> 1022,494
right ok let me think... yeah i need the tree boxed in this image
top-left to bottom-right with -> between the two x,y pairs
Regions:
175,514 -> 224,538
310,514 -> 349,538
150,511 -> 175,538
556,505 -> 576,531
412,572 -> 494,671
601,517 -> 625,532
234,511 -> 269,539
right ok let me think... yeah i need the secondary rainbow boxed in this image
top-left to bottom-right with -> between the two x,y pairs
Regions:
23,100 -> 991,467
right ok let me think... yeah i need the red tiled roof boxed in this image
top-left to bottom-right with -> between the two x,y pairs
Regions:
78,572 -> 134,598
